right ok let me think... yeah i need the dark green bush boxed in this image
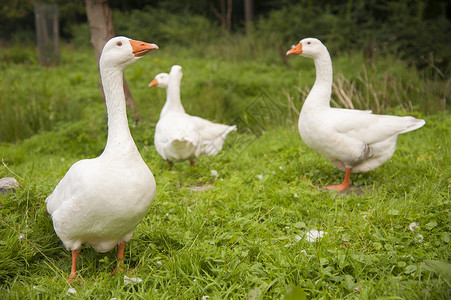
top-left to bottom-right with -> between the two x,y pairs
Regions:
113,7 -> 221,47
253,1 -> 450,75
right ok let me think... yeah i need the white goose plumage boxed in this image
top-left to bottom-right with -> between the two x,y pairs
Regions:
149,65 -> 236,167
46,36 -> 158,280
287,38 -> 425,191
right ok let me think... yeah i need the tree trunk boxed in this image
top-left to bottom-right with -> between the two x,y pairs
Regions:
244,0 -> 253,34
211,0 -> 232,34
84,0 -> 141,122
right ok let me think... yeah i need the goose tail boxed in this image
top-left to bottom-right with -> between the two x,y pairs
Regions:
399,117 -> 425,134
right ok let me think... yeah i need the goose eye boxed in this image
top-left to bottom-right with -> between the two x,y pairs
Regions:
117,42 -> 122,46
307,41 -> 311,45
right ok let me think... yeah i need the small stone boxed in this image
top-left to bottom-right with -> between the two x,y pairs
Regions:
0,177 -> 23,195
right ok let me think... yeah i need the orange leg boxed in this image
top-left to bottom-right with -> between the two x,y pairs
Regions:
325,168 -> 352,192
68,248 -> 81,282
112,242 -> 125,275
167,161 -> 173,169
190,160 -> 195,167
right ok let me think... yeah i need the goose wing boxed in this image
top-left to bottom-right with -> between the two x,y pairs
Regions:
330,108 -> 425,145
191,116 -> 236,155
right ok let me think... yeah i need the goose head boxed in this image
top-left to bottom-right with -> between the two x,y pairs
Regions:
149,73 -> 169,88
169,65 -> 182,75
286,37 -> 326,59
100,36 -> 158,69
169,65 -> 183,82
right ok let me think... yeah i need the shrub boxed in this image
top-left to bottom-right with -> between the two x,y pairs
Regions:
113,7 -> 221,47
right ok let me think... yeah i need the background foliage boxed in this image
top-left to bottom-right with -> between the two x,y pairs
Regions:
0,1 -> 449,144
0,0 -> 450,73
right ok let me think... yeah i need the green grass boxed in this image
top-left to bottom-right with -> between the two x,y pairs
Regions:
1,41 -> 448,143
1,116 -> 450,298
0,44 -> 450,298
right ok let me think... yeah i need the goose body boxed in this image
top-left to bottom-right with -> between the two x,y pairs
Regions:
287,38 -> 425,191
46,36 -> 158,280
149,65 -> 236,167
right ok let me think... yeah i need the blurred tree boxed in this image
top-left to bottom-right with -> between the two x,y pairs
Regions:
85,0 -> 114,63
34,3 -> 60,66
244,0 -> 253,34
84,0 -> 141,122
211,0 -> 233,34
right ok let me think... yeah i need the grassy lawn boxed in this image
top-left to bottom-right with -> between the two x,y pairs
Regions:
0,45 -> 449,298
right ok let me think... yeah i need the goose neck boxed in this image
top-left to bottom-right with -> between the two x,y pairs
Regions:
313,52 -> 333,88
306,52 -> 333,108
161,75 -> 185,116
100,66 -> 137,155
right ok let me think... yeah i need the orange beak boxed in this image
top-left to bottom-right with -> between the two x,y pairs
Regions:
286,42 -> 302,55
129,39 -> 159,57
148,78 -> 158,87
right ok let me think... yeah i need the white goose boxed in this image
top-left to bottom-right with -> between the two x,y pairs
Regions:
46,36 -> 158,281
287,38 -> 425,191
149,65 -> 236,167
